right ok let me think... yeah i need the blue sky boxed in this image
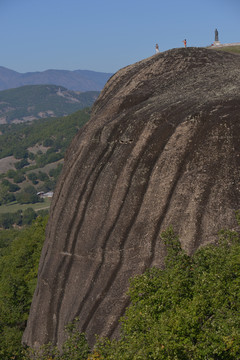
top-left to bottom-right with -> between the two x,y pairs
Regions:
1,0 -> 239,74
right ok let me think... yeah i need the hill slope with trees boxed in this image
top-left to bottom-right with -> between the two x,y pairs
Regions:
0,85 -> 98,123
0,108 -> 90,225
0,107 -> 90,160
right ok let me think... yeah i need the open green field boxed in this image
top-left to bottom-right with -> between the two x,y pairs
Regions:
209,45 -> 240,55
0,197 -> 51,214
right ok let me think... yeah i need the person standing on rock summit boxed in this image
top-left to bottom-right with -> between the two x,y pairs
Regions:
155,44 -> 160,53
182,39 -> 187,48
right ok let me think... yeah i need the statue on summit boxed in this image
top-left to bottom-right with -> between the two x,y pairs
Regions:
213,29 -> 220,46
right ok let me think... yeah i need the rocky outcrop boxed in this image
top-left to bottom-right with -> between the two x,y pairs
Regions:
23,47 -> 240,348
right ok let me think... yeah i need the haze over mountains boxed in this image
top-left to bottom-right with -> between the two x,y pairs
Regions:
0,66 -> 113,92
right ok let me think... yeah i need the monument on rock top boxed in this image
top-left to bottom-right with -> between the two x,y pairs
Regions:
214,28 -> 221,46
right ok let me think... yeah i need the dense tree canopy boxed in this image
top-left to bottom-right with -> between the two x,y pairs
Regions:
0,216 -> 48,359
0,109 -> 90,159
1,218 -> 240,359
0,109 -> 90,211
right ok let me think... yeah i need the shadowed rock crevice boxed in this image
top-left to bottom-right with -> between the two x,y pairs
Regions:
23,47 -> 240,348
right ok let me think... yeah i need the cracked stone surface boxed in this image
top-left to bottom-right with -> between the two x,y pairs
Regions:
23,47 -> 240,348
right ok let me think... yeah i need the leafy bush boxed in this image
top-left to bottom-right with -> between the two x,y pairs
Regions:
13,173 -> 26,184
37,171 -> 49,182
23,319 -> 90,360
0,228 -> 18,254
35,152 -> 62,168
42,178 -> 57,192
9,183 -> 20,192
0,216 -> 48,359
43,138 -> 53,147
0,185 -> 8,204
15,159 -> 30,170
0,213 -> 15,229
61,319 -> 90,360
13,148 -> 28,160
95,225 -> 240,359
0,208 -> 43,229
22,208 -> 37,225
28,152 -> 35,161
27,173 -> 38,183
49,164 -> 63,180
1,179 -> 20,192
7,169 -> 17,178
15,186 -> 42,204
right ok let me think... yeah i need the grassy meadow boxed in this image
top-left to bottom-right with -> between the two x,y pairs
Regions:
0,197 -> 51,214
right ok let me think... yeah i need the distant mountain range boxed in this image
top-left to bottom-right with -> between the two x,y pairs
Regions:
0,84 -> 99,123
0,66 -> 113,91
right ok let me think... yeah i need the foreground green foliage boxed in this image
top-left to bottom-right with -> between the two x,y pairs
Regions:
1,216 -> 240,359
95,225 -> 240,359
0,216 -> 48,359
24,319 -> 90,360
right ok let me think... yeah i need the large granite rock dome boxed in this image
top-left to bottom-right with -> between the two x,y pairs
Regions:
23,47 -> 240,348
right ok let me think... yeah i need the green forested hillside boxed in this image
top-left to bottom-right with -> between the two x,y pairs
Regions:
0,84 -> 99,123
0,109 -> 90,224
0,107 -> 90,159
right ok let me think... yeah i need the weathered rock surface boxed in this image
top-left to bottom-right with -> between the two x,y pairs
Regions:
23,47 -> 240,348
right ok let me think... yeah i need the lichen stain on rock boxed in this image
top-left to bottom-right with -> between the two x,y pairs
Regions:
23,47 -> 240,348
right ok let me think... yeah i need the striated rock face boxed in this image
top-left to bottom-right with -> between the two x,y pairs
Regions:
23,48 -> 240,348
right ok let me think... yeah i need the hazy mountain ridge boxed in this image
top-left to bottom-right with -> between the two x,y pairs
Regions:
0,66 -> 113,91
0,84 -> 99,123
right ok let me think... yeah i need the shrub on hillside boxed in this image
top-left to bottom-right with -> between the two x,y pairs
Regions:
43,138 -> 54,147
15,159 -> 29,170
13,148 -> 28,160
0,208 -> 41,229
13,173 -> 26,184
7,169 -> 17,178
1,179 -> 20,192
0,213 -> 15,229
22,208 -> 37,225
0,217 -> 48,359
49,163 -> 63,180
27,172 -> 38,185
95,225 -> 240,359
0,184 -> 16,205
15,186 -> 42,204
